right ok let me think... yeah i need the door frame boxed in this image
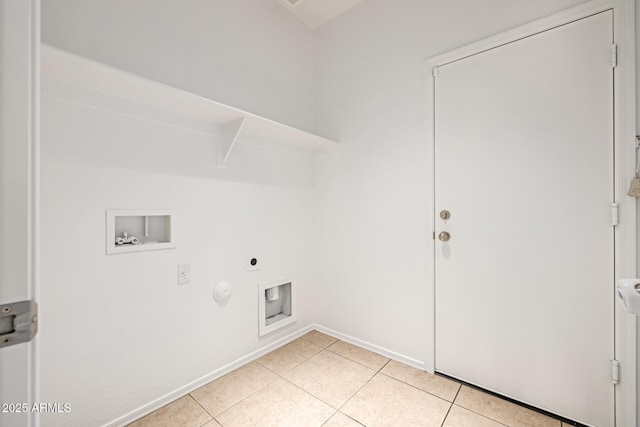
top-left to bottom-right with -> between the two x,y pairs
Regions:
424,0 -> 636,425
0,0 -> 41,426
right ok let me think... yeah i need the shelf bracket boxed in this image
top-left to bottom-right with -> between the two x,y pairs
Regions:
218,117 -> 246,168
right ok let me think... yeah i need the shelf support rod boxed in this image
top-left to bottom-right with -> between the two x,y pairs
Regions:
218,117 -> 246,168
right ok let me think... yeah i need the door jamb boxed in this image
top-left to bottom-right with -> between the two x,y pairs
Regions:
424,0 -> 636,425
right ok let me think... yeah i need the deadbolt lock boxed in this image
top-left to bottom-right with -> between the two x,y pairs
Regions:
438,231 -> 451,242
439,210 -> 451,221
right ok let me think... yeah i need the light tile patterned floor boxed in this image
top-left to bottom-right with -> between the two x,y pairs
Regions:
128,330 -> 572,427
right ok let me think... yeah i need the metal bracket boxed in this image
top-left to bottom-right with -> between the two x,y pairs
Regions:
611,203 -> 620,226
0,300 -> 38,348
611,359 -> 620,385
635,135 -> 640,178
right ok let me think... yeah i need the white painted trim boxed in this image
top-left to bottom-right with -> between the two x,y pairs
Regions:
29,1 -> 40,426
611,1 -> 637,426
219,117 -> 246,167
313,325 -> 426,370
424,0 -> 636,425
427,0 -> 619,68
102,324 -> 316,427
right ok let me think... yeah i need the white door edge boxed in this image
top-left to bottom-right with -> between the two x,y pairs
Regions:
30,1 -> 42,425
423,0 -> 636,425
1,0 -> 42,425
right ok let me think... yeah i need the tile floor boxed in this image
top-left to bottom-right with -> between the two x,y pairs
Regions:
129,330 -> 572,427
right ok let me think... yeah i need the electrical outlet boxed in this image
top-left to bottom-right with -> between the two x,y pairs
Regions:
246,253 -> 261,272
177,264 -> 191,285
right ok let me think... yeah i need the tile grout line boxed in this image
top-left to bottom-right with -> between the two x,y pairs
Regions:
450,397 -> 512,427
282,335 -> 358,425
319,346 -> 383,374
454,405 -> 511,427
437,386 -> 463,427
279,334 -> 343,423
133,333 -> 325,426
277,366 -> 339,425
139,333 -> 455,426
322,338 -> 466,406
440,403 -> 512,427
375,371 -> 457,405
334,356 -> 391,415
333,412 -> 367,426
126,332 -> 346,426
134,331 -> 554,427
360,354 -> 465,405
186,394 -> 216,426
453,386 -> 550,427
199,365 -> 280,422
298,335 -> 464,422
297,331 -> 339,350
439,402 -> 455,427
325,343 -> 391,372
212,334 -> 338,423
278,346 -> 376,417
148,332 -> 461,426
318,409 -> 339,427
452,383 -> 462,402
213,332 -> 336,426
254,347 -> 321,376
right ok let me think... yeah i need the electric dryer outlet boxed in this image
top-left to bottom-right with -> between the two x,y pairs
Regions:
246,253 -> 261,271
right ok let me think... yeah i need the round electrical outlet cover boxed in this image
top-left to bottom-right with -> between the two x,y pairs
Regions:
213,281 -> 232,305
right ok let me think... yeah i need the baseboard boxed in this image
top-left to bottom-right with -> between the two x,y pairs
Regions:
101,324 -> 315,427
102,323 -> 425,427
313,325 -> 427,371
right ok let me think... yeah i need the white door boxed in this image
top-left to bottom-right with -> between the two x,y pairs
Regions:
0,1 -> 40,426
434,11 -> 614,427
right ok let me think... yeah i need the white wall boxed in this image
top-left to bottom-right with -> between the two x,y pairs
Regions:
312,0 -> 591,368
42,0 -> 317,133
40,0 -> 638,425
39,2 -> 320,425
40,89 -> 318,426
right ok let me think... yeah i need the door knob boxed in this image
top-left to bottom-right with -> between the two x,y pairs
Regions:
438,231 -> 451,242
439,210 -> 451,221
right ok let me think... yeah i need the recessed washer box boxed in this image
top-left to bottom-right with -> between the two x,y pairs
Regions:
258,279 -> 296,337
106,209 -> 175,254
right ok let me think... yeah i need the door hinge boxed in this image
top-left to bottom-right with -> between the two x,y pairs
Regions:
0,300 -> 38,349
611,359 -> 620,384
612,44 -> 617,68
611,203 -> 619,226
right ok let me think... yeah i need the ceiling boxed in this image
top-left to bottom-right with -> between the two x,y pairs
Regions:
275,0 -> 365,29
